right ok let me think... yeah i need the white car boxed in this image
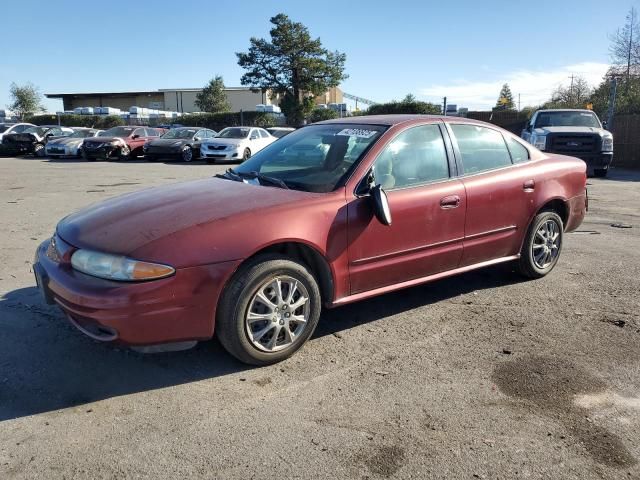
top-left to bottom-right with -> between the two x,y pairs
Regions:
45,128 -> 104,158
201,127 -> 276,163
0,122 -> 35,142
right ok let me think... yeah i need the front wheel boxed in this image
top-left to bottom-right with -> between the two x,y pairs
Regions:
242,148 -> 251,161
216,255 -> 322,365
516,211 -> 563,279
181,145 -> 193,162
118,145 -> 131,161
594,168 -> 608,178
34,143 -> 46,157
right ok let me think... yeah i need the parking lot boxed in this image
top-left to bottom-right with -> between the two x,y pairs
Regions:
0,156 -> 638,479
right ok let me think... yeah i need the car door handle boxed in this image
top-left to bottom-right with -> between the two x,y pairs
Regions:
440,195 -> 461,209
523,179 -> 535,191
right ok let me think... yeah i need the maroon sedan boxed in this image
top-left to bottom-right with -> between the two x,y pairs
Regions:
34,115 -> 587,365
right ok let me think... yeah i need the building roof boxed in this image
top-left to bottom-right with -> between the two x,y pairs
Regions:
46,87 -> 264,98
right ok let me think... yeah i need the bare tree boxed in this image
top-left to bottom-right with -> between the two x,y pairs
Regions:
546,76 -> 593,109
609,7 -> 640,82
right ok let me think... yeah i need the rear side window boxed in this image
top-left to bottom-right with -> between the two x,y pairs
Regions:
145,128 -> 159,137
373,124 -> 450,190
450,124 -> 512,174
506,137 -> 530,164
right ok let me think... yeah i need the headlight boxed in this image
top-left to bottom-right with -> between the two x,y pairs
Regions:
602,135 -> 613,152
228,144 -> 239,150
71,249 -> 175,281
532,134 -> 546,151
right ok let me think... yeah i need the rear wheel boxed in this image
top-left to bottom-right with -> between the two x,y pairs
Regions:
594,168 -> 608,178
516,211 -> 563,279
216,255 -> 322,365
181,145 -> 193,162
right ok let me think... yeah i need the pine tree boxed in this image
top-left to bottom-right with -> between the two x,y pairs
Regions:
195,76 -> 230,113
495,83 -> 515,110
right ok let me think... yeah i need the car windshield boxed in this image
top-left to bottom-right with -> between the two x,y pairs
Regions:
161,128 -> 197,139
102,127 -> 135,137
70,129 -> 96,138
233,124 -> 387,193
23,126 -> 47,135
534,111 -> 601,128
217,127 -> 250,139
268,129 -> 293,138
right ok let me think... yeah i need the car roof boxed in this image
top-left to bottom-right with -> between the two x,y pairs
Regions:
315,114 -> 480,126
536,109 -> 595,114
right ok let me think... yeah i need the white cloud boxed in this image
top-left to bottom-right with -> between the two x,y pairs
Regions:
419,62 -> 610,110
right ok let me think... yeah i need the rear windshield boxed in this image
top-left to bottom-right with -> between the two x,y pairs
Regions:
534,111 -> 601,128
217,127 -> 250,139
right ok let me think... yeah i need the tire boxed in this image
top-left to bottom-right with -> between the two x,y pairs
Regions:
242,148 -> 251,161
181,145 -> 193,162
118,145 -> 131,161
594,168 -> 608,178
34,143 -> 45,158
516,211 -> 564,279
216,254 -> 322,365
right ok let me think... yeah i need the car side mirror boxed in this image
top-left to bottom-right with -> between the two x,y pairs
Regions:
370,184 -> 392,226
132,134 -> 140,139
194,137 -> 201,141
45,133 -> 54,138
602,121 -> 608,129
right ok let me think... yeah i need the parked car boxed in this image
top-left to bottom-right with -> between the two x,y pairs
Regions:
200,127 -> 276,163
2,125 -> 74,157
45,128 -> 104,158
0,122 -> 35,142
143,127 -> 217,162
267,127 -> 295,138
81,126 -> 162,160
521,109 -> 613,177
33,115 -> 587,365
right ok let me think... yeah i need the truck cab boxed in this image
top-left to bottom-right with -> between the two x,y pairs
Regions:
521,109 -> 613,177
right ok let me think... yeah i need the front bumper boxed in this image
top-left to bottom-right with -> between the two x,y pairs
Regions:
34,238 -> 241,346
2,140 -> 34,154
46,145 -> 79,157
83,145 -> 119,159
201,148 -> 240,161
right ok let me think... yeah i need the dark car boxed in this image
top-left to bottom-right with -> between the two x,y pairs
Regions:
2,125 -> 74,157
143,127 -> 217,162
34,115 -> 587,365
81,126 -> 163,160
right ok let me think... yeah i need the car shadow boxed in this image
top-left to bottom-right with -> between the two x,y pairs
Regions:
0,264 -> 522,422
604,168 -> 640,182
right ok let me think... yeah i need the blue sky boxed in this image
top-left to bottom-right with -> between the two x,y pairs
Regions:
1,0 -> 635,112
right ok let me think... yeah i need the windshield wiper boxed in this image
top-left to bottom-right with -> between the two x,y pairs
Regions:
244,171 -> 290,189
215,168 -> 243,182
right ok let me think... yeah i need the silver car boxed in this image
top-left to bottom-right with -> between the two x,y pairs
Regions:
45,128 -> 104,158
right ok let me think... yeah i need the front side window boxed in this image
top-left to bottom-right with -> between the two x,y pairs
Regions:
506,137 -> 530,164
233,123 -> 386,193
450,124 -> 512,174
372,124 -> 450,190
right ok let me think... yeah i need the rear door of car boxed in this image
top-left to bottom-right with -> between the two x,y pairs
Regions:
347,123 -> 466,294
446,123 -> 537,266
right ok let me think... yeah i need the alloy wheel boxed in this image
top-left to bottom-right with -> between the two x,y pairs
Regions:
532,219 -> 561,269
245,275 -> 310,352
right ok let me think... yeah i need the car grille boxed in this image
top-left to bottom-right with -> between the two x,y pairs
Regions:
48,147 -> 65,154
547,134 -> 599,154
207,145 -> 227,151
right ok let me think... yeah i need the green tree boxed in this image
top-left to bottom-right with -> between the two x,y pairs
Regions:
590,69 -> 640,117
236,13 -> 348,126
367,100 -> 440,115
195,76 -> 230,113
7,82 -> 44,119
309,108 -> 338,123
402,93 -> 417,103
495,83 -> 515,110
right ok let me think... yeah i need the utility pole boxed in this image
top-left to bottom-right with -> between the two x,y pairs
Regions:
442,96 -> 447,116
606,77 -> 617,130
569,74 -> 575,103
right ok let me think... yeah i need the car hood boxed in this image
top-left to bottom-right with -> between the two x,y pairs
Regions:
534,126 -> 606,135
147,138 -> 188,147
48,136 -> 84,147
84,136 -> 127,144
56,177 -> 319,267
204,138 -> 246,146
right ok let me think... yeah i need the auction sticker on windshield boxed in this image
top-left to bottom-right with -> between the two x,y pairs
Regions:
337,128 -> 378,138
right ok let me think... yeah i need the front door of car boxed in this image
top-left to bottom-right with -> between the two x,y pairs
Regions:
249,129 -> 265,151
347,124 -> 466,294
447,124 -> 537,266
129,128 -> 147,152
